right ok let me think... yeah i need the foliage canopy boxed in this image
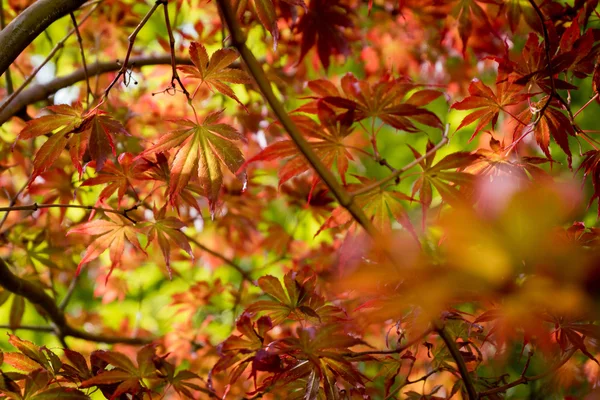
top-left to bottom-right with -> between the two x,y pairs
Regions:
1,0 -> 600,399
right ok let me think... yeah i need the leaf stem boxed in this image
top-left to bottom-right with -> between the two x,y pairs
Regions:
185,233 -> 255,284
350,128 -> 449,198
344,327 -> 433,358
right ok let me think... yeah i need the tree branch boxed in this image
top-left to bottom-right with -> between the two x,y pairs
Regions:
0,257 -> 153,345
185,233 -> 255,284
435,324 -> 478,400
215,0 -> 378,237
0,203 -> 139,224
0,4 -> 99,117
0,0 -> 86,77
344,327 -> 433,358
479,347 -> 577,398
0,54 -> 193,125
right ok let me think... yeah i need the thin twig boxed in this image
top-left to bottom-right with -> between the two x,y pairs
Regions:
344,327 -> 433,358
69,11 -> 92,105
101,0 -> 162,100
435,323 -> 478,400
58,273 -> 80,311
479,348 -> 577,398
215,0 -> 378,237
0,3 -> 99,116
0,324 -> 54,332
161,0 -> 191,101
185,233 -> 255,284
0,54 -> 200,124
573,93 -> 599,119
0,179 -> 30,232
0,203 -> 138,224
350,128 -> 449,198
528,0 -> 555,119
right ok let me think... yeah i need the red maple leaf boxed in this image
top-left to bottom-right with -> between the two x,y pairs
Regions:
296,0 -> 354,70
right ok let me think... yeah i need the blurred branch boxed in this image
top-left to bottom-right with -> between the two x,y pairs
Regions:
0,203 -> 139,224
0,0 -> 14,95
479,348 -> 577,398
435,324 -> 478,400
185,233 -> 255,284
344,327 -> 433,358
0,325 -> 54,332
0,0 -> 86,76
0,257 -> 153,345
215,0 -> 378,237
0,3 -> 99,117
0,54 -> 194,125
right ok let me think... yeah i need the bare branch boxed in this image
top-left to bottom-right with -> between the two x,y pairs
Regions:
344,327 -> 433,358
479,348 -> 577,398
0,54 -> 194,125
69,11 -> 92,105
0,203 -> 139,224
161,0 -> 191,101
185,233 -> 255,284
101,0 -> 162,100
0,0 -> 87,77
0,257 -> 152,345
0,4 -> 99,117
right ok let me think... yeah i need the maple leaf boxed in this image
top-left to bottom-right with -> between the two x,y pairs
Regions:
300,73 -> 443,132
409,141 -> 481,228
318,178 -> 417,237
578,149 -> 600,216
451,0 -> 501,55
15,104 -> 128,177
452,79 -> 529,141
81,345 -> 159,400
245,272 -> 344,325
242,103 -> 356,198
67,214 -> 145,276
141,111 -> 246,213
272,325 -> 368,396
141,207 -> 193,278
296,0 -> 354,70
28,169 -> 80,221
251,0 -> 279,46
214,314 -> 278,384
178,42 -> 252,108
512,99 -> 575,167
81,152 -> 149,205
502,0 -> 540,33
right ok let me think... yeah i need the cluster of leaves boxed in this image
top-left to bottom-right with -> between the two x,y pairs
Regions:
0,335 -> 203,400
1,0 -> 600,399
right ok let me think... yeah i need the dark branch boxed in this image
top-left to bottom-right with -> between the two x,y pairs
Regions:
0,0 -> 86,77
0,55 -> 193,125
0,257 -> 153,345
